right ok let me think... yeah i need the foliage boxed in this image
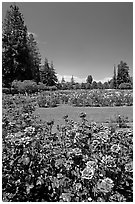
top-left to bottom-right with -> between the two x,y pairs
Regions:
11,80 -> 38,94
2,87 -> 10,94
115,114 -> 129,128
92,81 -> 98,89
103,82 -> 109,89
37,89 -> 133,108
119,82 -> 132,90
71,75 -> 75,85
86,75 -> 93,84
97,81 -> 103,89
27,33 -> 41,83
2,94 -> 133,202
117,61 -> 131,87
2,4 -> 31,87
40,58 -> 58,86
85,83 -> 91,89
112,65 -> 117,89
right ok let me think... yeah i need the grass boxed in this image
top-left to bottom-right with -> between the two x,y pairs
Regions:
35,105 -> 133,131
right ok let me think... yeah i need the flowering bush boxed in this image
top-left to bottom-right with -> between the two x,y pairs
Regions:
2,95 -> 133,201
11,80 -> 38,94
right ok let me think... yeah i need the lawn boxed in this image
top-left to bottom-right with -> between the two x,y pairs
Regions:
35,104 -> 133,127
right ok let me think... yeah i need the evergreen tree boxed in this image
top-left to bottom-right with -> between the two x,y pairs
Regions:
112,65 -> 117,89
103,81 -> 109,89
27,33 -> 41,83
40,58 -> 49,85
92,81 -> 98,89
71,75 -> 75,85
61,77 -> 65,84
97,81 -> 103,89
2,4 -> 32,87
86,75 -> 93,84
117,61 -> 131,87
61,76 -> 66,89
70,75 -> 75,89
81,82 -> 86,89
50,61 -> 58,86
41,58 -> 58,86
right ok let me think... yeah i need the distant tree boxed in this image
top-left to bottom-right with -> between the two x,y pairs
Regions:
86,83 -> 91,89
86,75 -> 93,84
103,81 -> 109,89
69,75 -> 75,89
40,58 -> 49,84
41,59 -> 58,86
2,4 -> 32,87
61,77 -> 65,84
130,76 -> 133,88
74,83 -> 81,90
109,79 -> 114,89
71,75 -> 75,85
97,81 -> 103,89
112,65 -> 117,89
50,61 -> 58,85
92,81 -> 98,89
27,33 -> 41,83
66,82 -> 72,90
117,61 -> 131,87
81,82 -> 86,89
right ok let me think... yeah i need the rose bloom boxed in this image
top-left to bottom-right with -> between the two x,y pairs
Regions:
109,192 -> 127,202
96,177 -> 114,193
81,167 -> 95,180
74,183 -> 82,191
111,144 -> 121,153
59,193 -> 71,202
101,155 -> 116,168
86,160 -> 98,169
125,161 -> 133,173
92,139 -> 100,147
72,148 -> 82,156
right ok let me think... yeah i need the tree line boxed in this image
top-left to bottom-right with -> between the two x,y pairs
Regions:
2,4 -> 133,90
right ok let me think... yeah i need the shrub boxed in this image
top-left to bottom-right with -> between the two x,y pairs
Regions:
22,80 -> 38,93
115,114 -> 129,128
12,80 -> 25,94
37,82 -> 48,92
119,83 -> 132,90
49,86 -> 58,91
2,88 -> 10,94
12,80 -> 38,94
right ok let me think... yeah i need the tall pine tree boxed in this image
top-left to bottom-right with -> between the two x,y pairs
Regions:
40,58 -> 58,86
27,33 -> 41,83
50,61 -> 58,86
112,65 -> 117,89
2,4 -> 36,87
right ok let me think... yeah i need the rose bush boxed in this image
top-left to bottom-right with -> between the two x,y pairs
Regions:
2,94 -> 133,201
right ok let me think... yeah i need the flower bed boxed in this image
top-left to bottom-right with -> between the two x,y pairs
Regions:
37,89 -> 133,108
2,94 -> 133,202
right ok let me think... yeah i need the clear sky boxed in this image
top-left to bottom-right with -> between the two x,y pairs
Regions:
2,2 -> 133,82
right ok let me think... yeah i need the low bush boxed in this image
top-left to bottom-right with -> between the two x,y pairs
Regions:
119,83 -> 132,90
11,80 -> 38,94
37,83 -> 49,92
2,88 -> 10,94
